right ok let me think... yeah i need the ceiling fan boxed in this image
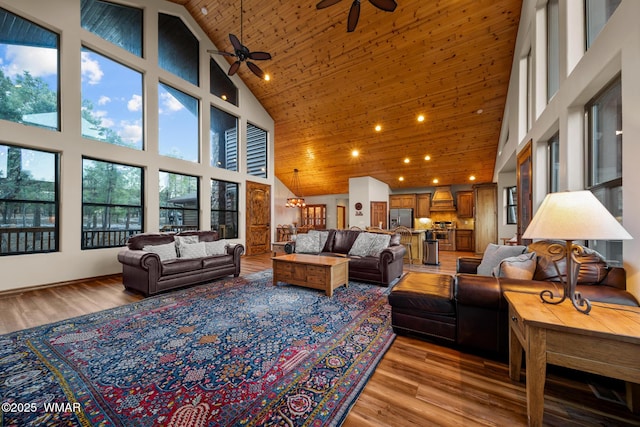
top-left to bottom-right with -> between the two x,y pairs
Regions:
208,0 -> 272,79
316,0 -> 397,33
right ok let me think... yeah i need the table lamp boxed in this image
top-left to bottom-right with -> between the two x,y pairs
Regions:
522,190 -> 632,314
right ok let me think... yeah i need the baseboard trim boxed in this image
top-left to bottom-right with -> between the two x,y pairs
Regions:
0,274 -> 123,297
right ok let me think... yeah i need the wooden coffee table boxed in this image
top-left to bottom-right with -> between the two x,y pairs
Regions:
505,291 -> 640,426
272,254 -> 349,297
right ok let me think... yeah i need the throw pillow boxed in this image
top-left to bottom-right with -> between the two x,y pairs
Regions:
204,240 -> 228,256
179,241 -> 207,259
143,242 -> 177,261
295,233 -> 320,254
348,232 -> 376,257
368,233 -> 391,257
493,251 -> 537,279
174,235 -> 199,257
477,243 -> 527,276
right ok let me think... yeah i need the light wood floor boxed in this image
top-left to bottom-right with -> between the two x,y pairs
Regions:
1,251 -> 639,426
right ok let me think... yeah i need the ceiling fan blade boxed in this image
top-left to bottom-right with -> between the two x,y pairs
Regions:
228,61 -> 241,76
347,1 -> 360,32
316,0 -> 343,9
246,61 -> 265,79
208,50 -> 236,57
368,0 -> 397,12
248,51 -> 272,61
229,34 -> 243,51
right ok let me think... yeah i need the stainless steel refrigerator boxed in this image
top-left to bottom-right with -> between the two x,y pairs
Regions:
389,208 -> 414,228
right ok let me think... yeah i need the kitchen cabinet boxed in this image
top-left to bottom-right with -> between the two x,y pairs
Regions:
455,229 -> 474,252
474,183 -> 497,254
415,193 -> 431,218
456,191 -> 474,218
389,194 -> 416,210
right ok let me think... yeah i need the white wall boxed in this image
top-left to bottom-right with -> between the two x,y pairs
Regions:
494,0 -> 640,299
0,0 -> 274,291
348,176 -> 390,228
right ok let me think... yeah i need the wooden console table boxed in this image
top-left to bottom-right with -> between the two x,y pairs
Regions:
272,254 -> 349,297
505,291 -> 640,426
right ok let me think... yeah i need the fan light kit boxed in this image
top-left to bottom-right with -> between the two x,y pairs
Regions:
316,0 -> 397,33
208,0 -> 272,79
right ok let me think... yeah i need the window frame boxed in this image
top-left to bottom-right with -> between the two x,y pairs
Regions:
210,179 -> 239,239
81,156 -> 144,250
159,170 -> 200,232
0,144 -> 60,256
505,186 -> 517,225
246,123 -> 268,178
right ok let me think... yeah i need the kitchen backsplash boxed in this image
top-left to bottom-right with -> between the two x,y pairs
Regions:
415,214 -> 475,230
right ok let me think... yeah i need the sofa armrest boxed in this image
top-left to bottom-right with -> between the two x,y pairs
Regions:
455,273 -> 502,309
457,257 -> 481,274
227,243 -> 245,258
380,245 -> 406,263
118,248 -> 161,271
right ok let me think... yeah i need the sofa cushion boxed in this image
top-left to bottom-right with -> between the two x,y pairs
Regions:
347,255 -> 380,270
368,233 -> 392,256
349,233 -> 377,257
295,233 -> 320,254
332,230 -> 360,254
477,243 -> 527,276
493,251 -> 537,280
202,254 -> 234,269
177,230 -> 219,242
204,240 -> 228,256
175,235 -> 199,257
161,258 -> 203,275
143,241 -> 177,261
129,233 -> 175,250
529,240 -> 609,284
179,241 -> 207,259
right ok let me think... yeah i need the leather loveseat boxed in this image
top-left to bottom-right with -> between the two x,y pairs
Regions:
455,241 -> 639,355
289,229 -> 406,286
117,230 -> 244,296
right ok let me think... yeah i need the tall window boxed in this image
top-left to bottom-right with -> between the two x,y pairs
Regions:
547,0 -> 559,101
210,106 -> 238,171
81,0 -> 143,57
586,0 -> 621,49
82,158 -> 143,249
158,13 -> 198,85
548,132 -> 559,193
505,187 -> 517,225
211,179 -> 238,238
586,77 -> 622,263
81,47 -> 143,149
0,145 -> 58,255
247,123 -> 267,178
210,58 -> 238,106
158,83 -> 199,162
159,171 -> 199,231
0,8 -> 59,131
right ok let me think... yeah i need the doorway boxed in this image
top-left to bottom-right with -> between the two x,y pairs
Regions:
337,205 -> 346,229
370,201 -> 388,229
245,181 -> 271,255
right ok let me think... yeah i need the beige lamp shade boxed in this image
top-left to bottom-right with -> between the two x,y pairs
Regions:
522,190 -> 632,241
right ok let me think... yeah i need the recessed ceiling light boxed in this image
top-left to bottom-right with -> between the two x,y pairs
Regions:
433,178 -> 439,184
201,7 -> 208,15
352,149 -> 359,157
399,176 -> 404,181
221,94 -> 228,101
424,155 -> 431,161
403,158 -> 410,164
264,74 -> 271,81
417,114 -> 425,122
476,109 -> 483,114
375,124 -> 382,132
469,175 -> 476,181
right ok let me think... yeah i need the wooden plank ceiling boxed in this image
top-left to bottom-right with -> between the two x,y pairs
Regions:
168,0 -> 522,196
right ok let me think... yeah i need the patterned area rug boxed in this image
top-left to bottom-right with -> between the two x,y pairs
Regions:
0,271 -> 395,426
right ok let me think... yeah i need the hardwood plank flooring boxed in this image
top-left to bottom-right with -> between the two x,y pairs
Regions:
1,251 -> 639,426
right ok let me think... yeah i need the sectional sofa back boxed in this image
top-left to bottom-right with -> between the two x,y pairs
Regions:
127,231 -> 220,250
321,229 -> 401,254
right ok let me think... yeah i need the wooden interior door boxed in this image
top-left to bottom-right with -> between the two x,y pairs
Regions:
337,205 -> 346,229
245,181 -> 271,255
517,140 -> 533,245
370,202 -> 388,229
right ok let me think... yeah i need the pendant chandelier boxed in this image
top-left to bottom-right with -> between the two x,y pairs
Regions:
286,169 -> 306,208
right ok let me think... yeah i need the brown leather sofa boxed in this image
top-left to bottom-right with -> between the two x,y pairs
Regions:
289,229 -> 406,286
117,230 -> 244,296
455,241 -> 639,355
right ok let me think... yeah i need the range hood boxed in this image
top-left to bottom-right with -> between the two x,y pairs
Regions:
430,186 -> 456,211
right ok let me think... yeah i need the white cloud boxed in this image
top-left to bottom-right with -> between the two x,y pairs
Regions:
159,92 -> 184,114
98,96 -> 111,106
2,46 -> 57,78
81,51 -> 103,85
128,94 -> 142,112
120,121 -> 143,144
